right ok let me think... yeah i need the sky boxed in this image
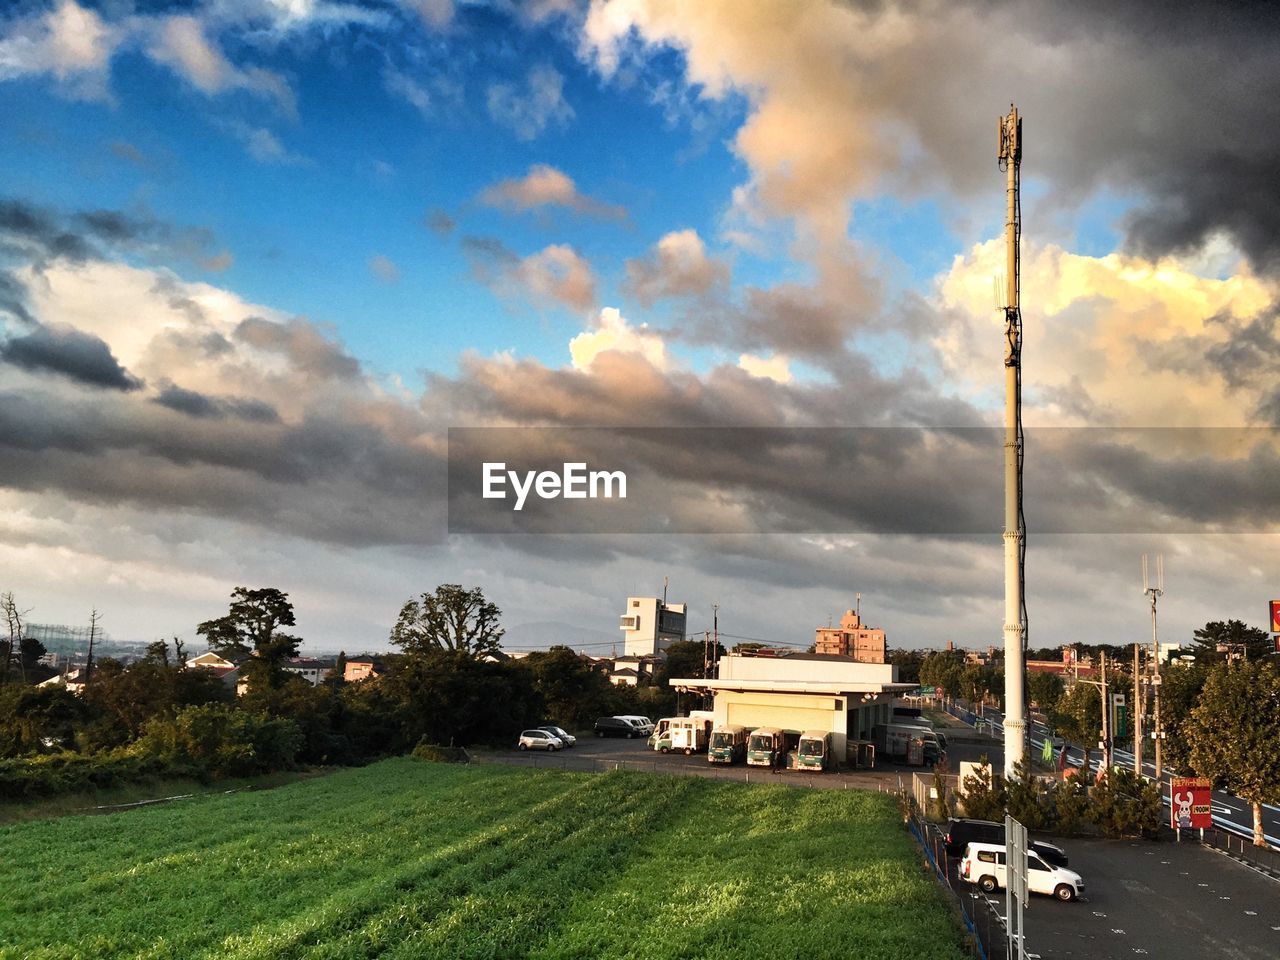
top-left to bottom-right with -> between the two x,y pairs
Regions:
2,0 -> 1280,656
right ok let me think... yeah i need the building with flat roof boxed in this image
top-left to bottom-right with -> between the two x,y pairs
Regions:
619,597 -> 686,657
671,652 -> 914,761
814,609 -> 886,663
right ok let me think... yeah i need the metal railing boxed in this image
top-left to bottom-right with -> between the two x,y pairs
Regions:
905,804 -> 1010,960
1196,825 -> 1280,880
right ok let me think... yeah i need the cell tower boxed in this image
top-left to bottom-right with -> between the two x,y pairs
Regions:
1143,554 -> 1165,779
998,104 -> 1027,777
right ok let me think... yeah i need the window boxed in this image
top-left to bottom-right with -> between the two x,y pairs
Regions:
978,851 -> 996,863
632,600 -> 640,607
619,615 -> 639,630
1028,856 -> 1048,871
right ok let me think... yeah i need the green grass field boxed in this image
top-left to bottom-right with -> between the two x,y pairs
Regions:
0,759 -> 967,959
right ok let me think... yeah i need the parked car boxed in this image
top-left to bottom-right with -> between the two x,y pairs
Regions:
594,716 -> 640,738
942,818 -> 1068,866
615,715 -> 655,736
960,842 -> 1085,901
517,729 -> 564,751
537,725 -> 576,747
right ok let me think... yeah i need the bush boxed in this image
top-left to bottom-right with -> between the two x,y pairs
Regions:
134,703 -> 303,778
1088,768 -> 1163,839
410,740 -> 471,763
1048,774 -> 1091,836
958,758 -> 1005,821
1005,762 -> 1052,831
0,751 -> 192,802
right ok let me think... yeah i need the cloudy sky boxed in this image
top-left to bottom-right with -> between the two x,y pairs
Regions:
2,0 -> 1279,655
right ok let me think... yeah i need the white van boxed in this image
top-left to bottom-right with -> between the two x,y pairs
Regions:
960,842 -> 1085,902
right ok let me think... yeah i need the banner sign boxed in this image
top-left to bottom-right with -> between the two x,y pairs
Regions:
1169,777 -> 1213,829
1271,599 -> 1280,634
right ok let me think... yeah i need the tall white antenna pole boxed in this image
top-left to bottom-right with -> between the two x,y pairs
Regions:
1143,554 -> 1165,779
999,104 -> 1027,778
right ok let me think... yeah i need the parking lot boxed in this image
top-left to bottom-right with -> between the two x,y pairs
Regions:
487,729 -> 920,791
956,838 -> 1280,959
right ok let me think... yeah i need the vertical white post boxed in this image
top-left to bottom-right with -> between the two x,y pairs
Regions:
999,105 -> 1026,778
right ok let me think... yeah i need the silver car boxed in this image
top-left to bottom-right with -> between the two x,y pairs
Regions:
517,729 -> 563,751
538,725 -> 576,747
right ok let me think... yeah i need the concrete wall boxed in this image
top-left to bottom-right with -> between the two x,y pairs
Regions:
718,654 -> 896,686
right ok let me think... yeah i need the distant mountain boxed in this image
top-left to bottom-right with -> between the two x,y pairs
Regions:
502,621 -> 618,655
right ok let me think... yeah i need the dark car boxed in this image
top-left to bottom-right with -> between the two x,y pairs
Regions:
943,818 -> 1068,866
594,716 -> 639,738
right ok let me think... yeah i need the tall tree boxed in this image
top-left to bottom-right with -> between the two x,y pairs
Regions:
1189,620 -> 1273,664
197,587 -> 301,690
390,584 -> 504,660
1187,660 -> 1280,846
1026,670 -> 1065,711
1,592 -> 31,684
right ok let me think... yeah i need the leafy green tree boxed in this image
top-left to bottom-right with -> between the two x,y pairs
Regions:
524,645 -> 614,729
197,587 -> 301,691
1187,660 -> 1280,846
958,757 -> 1005,821
1189,619 -> 1273,664
384,650 -> 540,746
920,652 -> 964,699
391,584 -> 504,660
1005,761 -> 1051,830
0,685 -> 89,756
1026,671 -> 1065,711
1157,661 -> 1210,774
659,639 -> 724,684
1051,681 -> 1101,770
888,649 -> 925,685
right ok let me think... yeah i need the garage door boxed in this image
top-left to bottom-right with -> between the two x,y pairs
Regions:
726,701 -> 835,734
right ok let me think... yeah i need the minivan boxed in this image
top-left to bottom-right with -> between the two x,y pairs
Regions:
943,818 -> 1068,866
960,842 -> 1084,901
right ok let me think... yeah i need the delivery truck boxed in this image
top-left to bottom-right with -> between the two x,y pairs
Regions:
707,724 -> 747,764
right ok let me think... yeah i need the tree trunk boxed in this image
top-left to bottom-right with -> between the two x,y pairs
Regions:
1254,801 -> 1266,847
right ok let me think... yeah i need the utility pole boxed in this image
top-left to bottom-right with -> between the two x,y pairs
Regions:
1143,554 -> 1165,780
712,603 -> 719,676
998,104 -> 1027,778
1100,650 -> 1110,774
1133,642 -> 1143,776
86,607 -> 101,688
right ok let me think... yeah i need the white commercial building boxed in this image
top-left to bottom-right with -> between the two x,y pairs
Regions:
619,597 -> 686,657
671,653 -> 914,761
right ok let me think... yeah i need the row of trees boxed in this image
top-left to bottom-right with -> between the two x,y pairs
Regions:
915,621 -> 1280,847
1,584 -> 695,796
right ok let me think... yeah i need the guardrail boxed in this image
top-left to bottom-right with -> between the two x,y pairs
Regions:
905,805 -> 1009,960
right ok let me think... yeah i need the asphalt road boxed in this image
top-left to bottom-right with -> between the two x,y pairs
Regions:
986,838 -> 1280,960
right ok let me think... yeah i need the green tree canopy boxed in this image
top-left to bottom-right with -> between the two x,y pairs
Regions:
1026,671 -> 1065,711
1187,660 -> 1280,846
196,587 -> 301,691
1189,620 -> 1273,664
391,585 -> 504,660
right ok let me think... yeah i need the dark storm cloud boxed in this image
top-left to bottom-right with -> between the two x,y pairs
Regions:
0,198 -> 226,270
0,271 -> 34,326
1,325 -> 143,391
233,316 -> 362,380
0,385 -> 448,548
152,382 -> 281,423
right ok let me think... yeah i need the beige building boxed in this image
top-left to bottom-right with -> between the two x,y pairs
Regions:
671,652 -> 913,761
619,596 -> 686,657
814,609 -> 886,662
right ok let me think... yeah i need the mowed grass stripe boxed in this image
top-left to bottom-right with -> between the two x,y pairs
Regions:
0,764 -> 579,958
0,760 -> 967,960
204,770 -> 685,960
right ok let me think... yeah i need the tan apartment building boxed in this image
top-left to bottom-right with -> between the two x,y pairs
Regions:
814,609 -> 886,662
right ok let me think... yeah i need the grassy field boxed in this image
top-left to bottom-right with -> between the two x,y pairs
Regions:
0,759 -> 967,960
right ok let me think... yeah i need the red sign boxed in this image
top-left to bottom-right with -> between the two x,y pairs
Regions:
1170,777 -> 1212,829
1271,600 -> 1280,634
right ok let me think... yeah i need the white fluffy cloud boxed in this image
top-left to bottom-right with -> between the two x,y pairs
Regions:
569,306 -> 668,370
625,229 -> 729,304
0,0 -> 119,100
935,238 -> 1276,426
737,352 -> 791,383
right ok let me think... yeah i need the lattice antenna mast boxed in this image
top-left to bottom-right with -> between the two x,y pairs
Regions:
998,104 -> 1027,777
1143,554 -> 1165,779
